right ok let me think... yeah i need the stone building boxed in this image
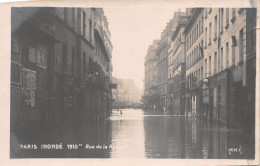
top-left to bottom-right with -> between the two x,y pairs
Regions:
183,8 -> 205,117
143,40 -> 159,108
167,16 -> 189,115
11,7 -> 113,133
156,10 -> 186,111
112,77 -> 141,107
202,8 -> 257,127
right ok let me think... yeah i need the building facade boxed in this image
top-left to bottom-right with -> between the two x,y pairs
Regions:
156,11 -> 186,112
112,77 -> 141,108
143,40 -> 159,109
167,16 -> 188,115
143,8 -> 256,130
11,7 -> 113,133
184,8 -> 205,117
202,8 -> 257,127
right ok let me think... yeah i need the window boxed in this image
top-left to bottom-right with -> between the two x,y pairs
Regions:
28,46 -> 36,63
89,20 -> 92,42
201,16 -> 204,32
214,52 -> 217,74
218,50 -> 221,72
72,8 -> 75,29
199,21 -> 201,35
11,63 -> 20,83
83,11 -> 86,37
209,22 -> 212,43
64,8 -> 68,23
232,8 -> 236,16
205,58 -> 207,78
218,85 -> 221,107
226,8 -> 229,25
226,42 -> 229,68
220,8 -> 224,32
199,43 -> 201,57
83,52 -> 86,79
232,45 -> 235,65
199,68 -> 200,81
201,40 -> 204,53
192,31 -> 193,44
214,16 -> 217,38
11,37 -> 21,62
72,48 -> 75,76
62,43 -> 68,72
205,27 -> 207,45
197,24 -> 199,39
201,67 -> 203,80
209,55 -> 211,74
197,46 -> 199,59
221,47 -> 223,71
239,28 -> 244,62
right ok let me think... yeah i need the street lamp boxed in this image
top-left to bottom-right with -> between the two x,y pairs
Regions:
202,73 -> 213,122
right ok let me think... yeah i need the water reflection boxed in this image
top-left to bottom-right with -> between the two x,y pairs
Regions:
109,109 -> 145,158
12,109 -> 252,158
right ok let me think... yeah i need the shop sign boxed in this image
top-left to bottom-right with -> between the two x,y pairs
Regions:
22,68 -> 36,90
11,37 -> 21,62
65,77 -> 74,86
23,89 -> 35,107
64,95 -> 73,108
11,63 -> 21,83
80,80 -> 87,88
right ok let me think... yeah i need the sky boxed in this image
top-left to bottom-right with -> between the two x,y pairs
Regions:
104,7 -> 179,91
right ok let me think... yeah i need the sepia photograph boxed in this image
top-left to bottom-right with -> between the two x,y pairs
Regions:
0,0 -> 259,165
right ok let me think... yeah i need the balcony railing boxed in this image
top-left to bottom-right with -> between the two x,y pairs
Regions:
238,8 -> 244,14
225,19 -> 229,29
208,8 -> 212,14
231,14 -> 236,23
208,39 -> 211,46
213,33 -> 217,41
219,26 -> 223,35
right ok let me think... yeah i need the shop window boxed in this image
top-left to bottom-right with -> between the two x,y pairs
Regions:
11,63 -> 20,83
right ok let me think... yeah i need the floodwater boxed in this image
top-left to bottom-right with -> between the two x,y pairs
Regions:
11,109 -> 254,159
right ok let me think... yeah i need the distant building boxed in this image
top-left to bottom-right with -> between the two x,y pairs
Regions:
183,8 -> 204,117
167,16 -> 189,115
156,10 -> 186,111
112,77 -> 141,107
143,40 -> 159,108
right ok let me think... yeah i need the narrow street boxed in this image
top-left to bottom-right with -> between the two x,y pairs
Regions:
12,108 -> 252,159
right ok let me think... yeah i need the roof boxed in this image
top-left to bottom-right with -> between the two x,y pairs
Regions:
171,16 -> 189,41
183,8 -> 203,35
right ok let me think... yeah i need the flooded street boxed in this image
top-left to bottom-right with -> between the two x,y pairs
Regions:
106,109 -> 246,158
12,108 -> 253,159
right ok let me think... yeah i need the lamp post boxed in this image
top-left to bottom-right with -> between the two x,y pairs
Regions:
202,73 -> 213,123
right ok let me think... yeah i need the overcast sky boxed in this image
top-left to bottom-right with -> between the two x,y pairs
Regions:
104,7 -> 179,91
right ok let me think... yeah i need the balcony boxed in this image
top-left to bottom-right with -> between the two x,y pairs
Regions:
213,33 -> 217,41
238,8 -> 244,14
231,15 -> 236,23
225,20 -> 229,29
219,26 -> 223,35
208,39 -> 211,46
208,8 -> 212,14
